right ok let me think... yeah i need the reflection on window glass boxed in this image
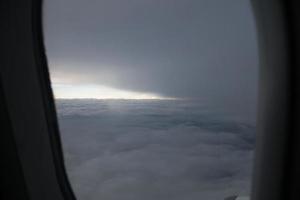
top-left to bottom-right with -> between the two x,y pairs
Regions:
44,0 -> 258,199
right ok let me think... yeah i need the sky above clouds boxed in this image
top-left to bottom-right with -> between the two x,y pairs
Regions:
43,1 -> 258,198
44,0 -> 258,120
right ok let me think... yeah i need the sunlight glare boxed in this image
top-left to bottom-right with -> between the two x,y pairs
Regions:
52,83 -> 171,100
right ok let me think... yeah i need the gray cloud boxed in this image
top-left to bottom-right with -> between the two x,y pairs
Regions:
57,99 -> 255,200
44,0 -> 259,121
44,1 -> 258,198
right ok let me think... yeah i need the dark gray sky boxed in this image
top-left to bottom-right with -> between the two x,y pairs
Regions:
44,0 -> 259,120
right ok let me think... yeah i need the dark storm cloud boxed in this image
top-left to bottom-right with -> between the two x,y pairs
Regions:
44,0 -> 258,120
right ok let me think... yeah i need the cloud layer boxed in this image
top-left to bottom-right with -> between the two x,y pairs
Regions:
56,99 -> 255,200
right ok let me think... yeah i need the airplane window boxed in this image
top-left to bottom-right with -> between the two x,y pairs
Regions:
44,0 -> 258,200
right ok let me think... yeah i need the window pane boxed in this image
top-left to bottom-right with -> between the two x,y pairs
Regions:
44,1 -> 258,200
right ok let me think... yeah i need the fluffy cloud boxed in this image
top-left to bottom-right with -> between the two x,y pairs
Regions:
56,99 -> 255,200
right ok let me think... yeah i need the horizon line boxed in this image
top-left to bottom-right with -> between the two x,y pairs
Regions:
54,97 -> 181,100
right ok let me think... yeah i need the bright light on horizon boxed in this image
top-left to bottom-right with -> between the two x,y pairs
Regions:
52,83 -> 174,100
